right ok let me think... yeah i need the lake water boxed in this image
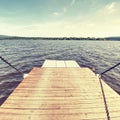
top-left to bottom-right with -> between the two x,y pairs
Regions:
0,39 -> 120,105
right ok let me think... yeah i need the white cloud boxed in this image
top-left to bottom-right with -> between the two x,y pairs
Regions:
100,2 -> 120,15
63,7 -> 67,13
71,0 -> 76,6
105,2 -> 117,14
53,12 -> 59,16
93,1 -> 120,26
52,7 -> 67,16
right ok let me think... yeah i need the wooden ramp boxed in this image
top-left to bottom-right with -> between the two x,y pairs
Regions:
0,60 -> 120,120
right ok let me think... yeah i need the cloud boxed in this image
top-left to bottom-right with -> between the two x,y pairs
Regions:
53,12 -> 59,16
63,7 -> 67,13
71,0 -> 76,6
105,2 -> 117,14
93,1 -> 120,25
52,7 -> 67,16
100,2 -> 120,15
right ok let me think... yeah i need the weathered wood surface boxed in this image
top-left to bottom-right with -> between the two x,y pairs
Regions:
42,60 -> 80,67
0,60 -> 120,120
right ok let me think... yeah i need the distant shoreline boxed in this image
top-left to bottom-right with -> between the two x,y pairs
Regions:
0,35 -> 120,41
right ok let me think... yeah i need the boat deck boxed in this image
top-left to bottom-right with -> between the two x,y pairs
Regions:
0,60 -> 120,120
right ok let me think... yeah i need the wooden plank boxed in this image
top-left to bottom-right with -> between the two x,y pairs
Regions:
42,60 -> 57,67
65,60 -> 80,67
42,60 -> 80,68
56,61 -> 66,67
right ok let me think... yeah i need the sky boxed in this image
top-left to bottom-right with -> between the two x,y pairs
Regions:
0,0 -> 120,37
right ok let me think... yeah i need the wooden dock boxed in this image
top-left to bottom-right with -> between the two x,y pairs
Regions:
0,60 -> 120,120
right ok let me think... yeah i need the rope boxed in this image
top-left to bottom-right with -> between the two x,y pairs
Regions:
0,56 -> 27,78
100,62 -> 120,75
96,62 -> 120,119
98,75 -> 110,120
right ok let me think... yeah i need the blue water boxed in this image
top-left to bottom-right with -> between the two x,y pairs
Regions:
0,39 -> 120,105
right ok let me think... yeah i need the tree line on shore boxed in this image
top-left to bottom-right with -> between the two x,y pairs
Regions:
0,35 -> 120,41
